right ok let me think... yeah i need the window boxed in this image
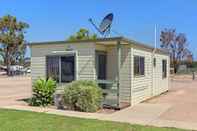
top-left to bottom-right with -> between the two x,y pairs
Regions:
153,58 -> 156,67
46,56 -> 59,82
46,55 -> 75,83
162,60 -> 167,78
134,56 -> 145,76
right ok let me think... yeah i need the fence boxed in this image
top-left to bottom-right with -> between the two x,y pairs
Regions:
176,68 -> 197,75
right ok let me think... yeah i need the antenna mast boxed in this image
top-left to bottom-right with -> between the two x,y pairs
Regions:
153,24 -> 157,53
89,19 -> 102,34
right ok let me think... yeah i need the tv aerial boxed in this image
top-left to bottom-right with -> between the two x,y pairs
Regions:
89,13 -> 114,37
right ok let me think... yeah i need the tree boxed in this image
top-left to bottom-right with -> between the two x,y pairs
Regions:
0,15 -> 29,75
0,44 -> 28,66
68,28 -> 97,41
160,28 -> 192,73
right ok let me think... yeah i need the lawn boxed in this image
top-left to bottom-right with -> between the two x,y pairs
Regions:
0,109 -> 186,131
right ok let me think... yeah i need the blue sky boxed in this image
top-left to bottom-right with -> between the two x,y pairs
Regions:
0,0 -> 197,59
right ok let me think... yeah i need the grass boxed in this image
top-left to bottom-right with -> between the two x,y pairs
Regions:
0,109 -> 186,131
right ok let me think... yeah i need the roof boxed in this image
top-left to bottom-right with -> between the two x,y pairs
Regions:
29,37 -> 169,55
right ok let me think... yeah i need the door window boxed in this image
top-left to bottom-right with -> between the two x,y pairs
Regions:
96,51 -> 107,80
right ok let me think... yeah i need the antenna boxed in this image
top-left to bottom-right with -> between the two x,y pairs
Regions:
154,24 -> 157,49
89,13 -> 114,37
153,24 -> 157,53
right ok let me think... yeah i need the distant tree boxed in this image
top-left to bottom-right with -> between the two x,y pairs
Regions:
0,47 -> 5,65
160,28 -> 192,73
186,54 -> 193,67
0,15 -> 29,75
68,28 -> 97,41
0,49 -> 3,65
0,41 -> 28,66
14,44 -> 28,65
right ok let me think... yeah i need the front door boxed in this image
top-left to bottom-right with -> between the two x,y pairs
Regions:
96,51 -> 107,80
61,56 -> 75,83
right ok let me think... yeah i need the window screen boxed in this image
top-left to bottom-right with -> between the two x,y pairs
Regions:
162,60 -> 167,78
96,51 -> 107,80
46,56 -> 59,82
134,56 -> 145,76
46,55 -> 75,83
61,56 -> 75,82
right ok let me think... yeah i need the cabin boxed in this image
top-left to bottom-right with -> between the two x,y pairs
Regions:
30,37 -> 170,109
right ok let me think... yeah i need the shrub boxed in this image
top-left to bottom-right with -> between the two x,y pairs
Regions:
30,78 -> 56,106
64,80 -> 103,112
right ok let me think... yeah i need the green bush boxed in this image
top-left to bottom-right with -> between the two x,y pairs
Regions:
30,78 -> 56,106
64,80 -> 103,112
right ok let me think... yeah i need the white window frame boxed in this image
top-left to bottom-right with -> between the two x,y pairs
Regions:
134,55 -> 145,77
46,50 -> 78,84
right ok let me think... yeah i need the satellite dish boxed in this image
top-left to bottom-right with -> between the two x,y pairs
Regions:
99,13 -> 113,33
89,13 -> 114,37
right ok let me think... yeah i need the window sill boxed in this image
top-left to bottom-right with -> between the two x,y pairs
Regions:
134,75 -> 145,78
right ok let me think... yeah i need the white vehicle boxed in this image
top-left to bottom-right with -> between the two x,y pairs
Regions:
26,69 -> 31,73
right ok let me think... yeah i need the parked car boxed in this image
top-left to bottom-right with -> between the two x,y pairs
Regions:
26,68 -> 31,73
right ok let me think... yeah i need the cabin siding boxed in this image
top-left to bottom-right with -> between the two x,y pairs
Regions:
31,43 -> 96,83
152,54 -> 169,96
130,46 -> 169,106
131,47 -> 152,105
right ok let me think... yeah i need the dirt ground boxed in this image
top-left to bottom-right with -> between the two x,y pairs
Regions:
1,74 -> 197,124
0,75 -> 31,106
147,75 -> 197,123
